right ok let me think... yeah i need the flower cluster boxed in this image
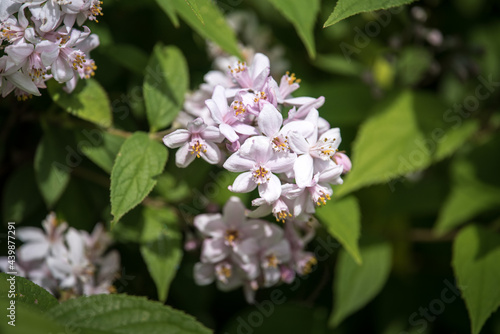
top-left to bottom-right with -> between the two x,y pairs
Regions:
193,197 -> 318,303
164,51 -> 352,301
0,0 -> 102,100
0,213 -> 120,298
164,52 -> 352,220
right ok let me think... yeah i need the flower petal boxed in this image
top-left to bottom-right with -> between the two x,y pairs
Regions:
201,238 -> 229,263
194,213 -> 225,238
175,143 -> 196,167
288,132 -> 310,154
258,174 -> 281,203
267,152 -> 296,173
258,104 -> 282,137
162,129 -> 190,148
229,172 -> 257,193
194,262 -> 215,285
223,153 -> 254,172
294,154 -> 314,188
201,141 -> 221,165
222,196 -> 246,227
219,123 -> 239,142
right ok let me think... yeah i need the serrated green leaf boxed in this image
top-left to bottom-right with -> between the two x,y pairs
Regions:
165,0 -> 241,57
47,79 -> 112,128
140,206 -> 182,302
34,129 -> 72,208
434,160 -> 500,235
184,0 -> 204,24
324,0 -> 414,27
47,294 -> 213,334
77,130 -> 125,174
316,196 -> 362,264
337,91 -> 436,197
2,164 -> 43,223
267,0 -> 320,58
144,44 -> 188,132
329,239 -> 392,327
452,225 -> 500,334
110,132 -> 168,223
0,273 -> 59,313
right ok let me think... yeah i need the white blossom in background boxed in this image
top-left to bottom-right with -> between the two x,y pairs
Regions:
0,213 -> 120,298
0,0 -> 102,99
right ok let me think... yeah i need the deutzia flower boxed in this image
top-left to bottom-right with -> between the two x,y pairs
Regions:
224,136 -> 296,203
163,117 -> 224,167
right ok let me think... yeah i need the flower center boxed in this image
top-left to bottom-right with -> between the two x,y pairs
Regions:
89,1 -> 104,22
224,229 -> 239,245
253,91 -> 267,103
228,61 -> 247,74
271,135 -> 289,152
215,263 -> 232,283
231,100 -> 246,118
252,165 -> 270,185
266,254 -> 279,268
310,184 -> 331,206
285,71 -> 301,85
189,140 -> 206,158
301,256 -> 317,275
275,210 -> 292,223
312,137 -> 337,160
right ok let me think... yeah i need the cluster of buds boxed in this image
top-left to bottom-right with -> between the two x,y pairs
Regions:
0,213 -> 120,298
164,52 -> 352,301
0,0 -> 102,100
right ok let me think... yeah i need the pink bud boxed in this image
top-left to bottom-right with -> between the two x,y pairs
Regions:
280,265 -> 296,284
334,152 -> 352,174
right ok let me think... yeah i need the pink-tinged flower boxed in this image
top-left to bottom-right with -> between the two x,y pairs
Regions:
205,85 -> 258,143
224,136 -> 296,203
83,250 -> 120,295
289,127 -> 342,188
228,53 -> 270,91
194,196 -> 266,264
0,1 -> 22,22
0,11 -> 28,43
285,96 -> 325,123
291,162 -> 343,216
17,212 -> 67,262
163,117 -> 224,168
237,77 -> 279,115
334,152 -> 352,173
249,183 -> 302,222
257,224 -> 291,287
277,71 -> 301,103
257,103 -> 314,153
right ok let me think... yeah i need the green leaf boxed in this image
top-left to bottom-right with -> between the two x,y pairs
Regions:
34,128 -> 72,207
2,164 -> 43,223
452,225 -> 500,334
329,239 -> 392,327
101,44 -> 149,75
47,294 -> 213,334
336,91 -> 436,197
267,0 -> 320,58
144,44 -> 188,132
0,273 -> 59,313
434,160 -> 500,235
184,0 -> 204,24
77,130 -> 125,174
324,0 -> 414,27
110,132 -> 168,223
48,78 -> 112,128
434,120 -> 480,162
164,0 -> 241,57
316,196 -> 362,264
140,206 -> 183,302
0,304 -> 76,334
156,0 -> 180,27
